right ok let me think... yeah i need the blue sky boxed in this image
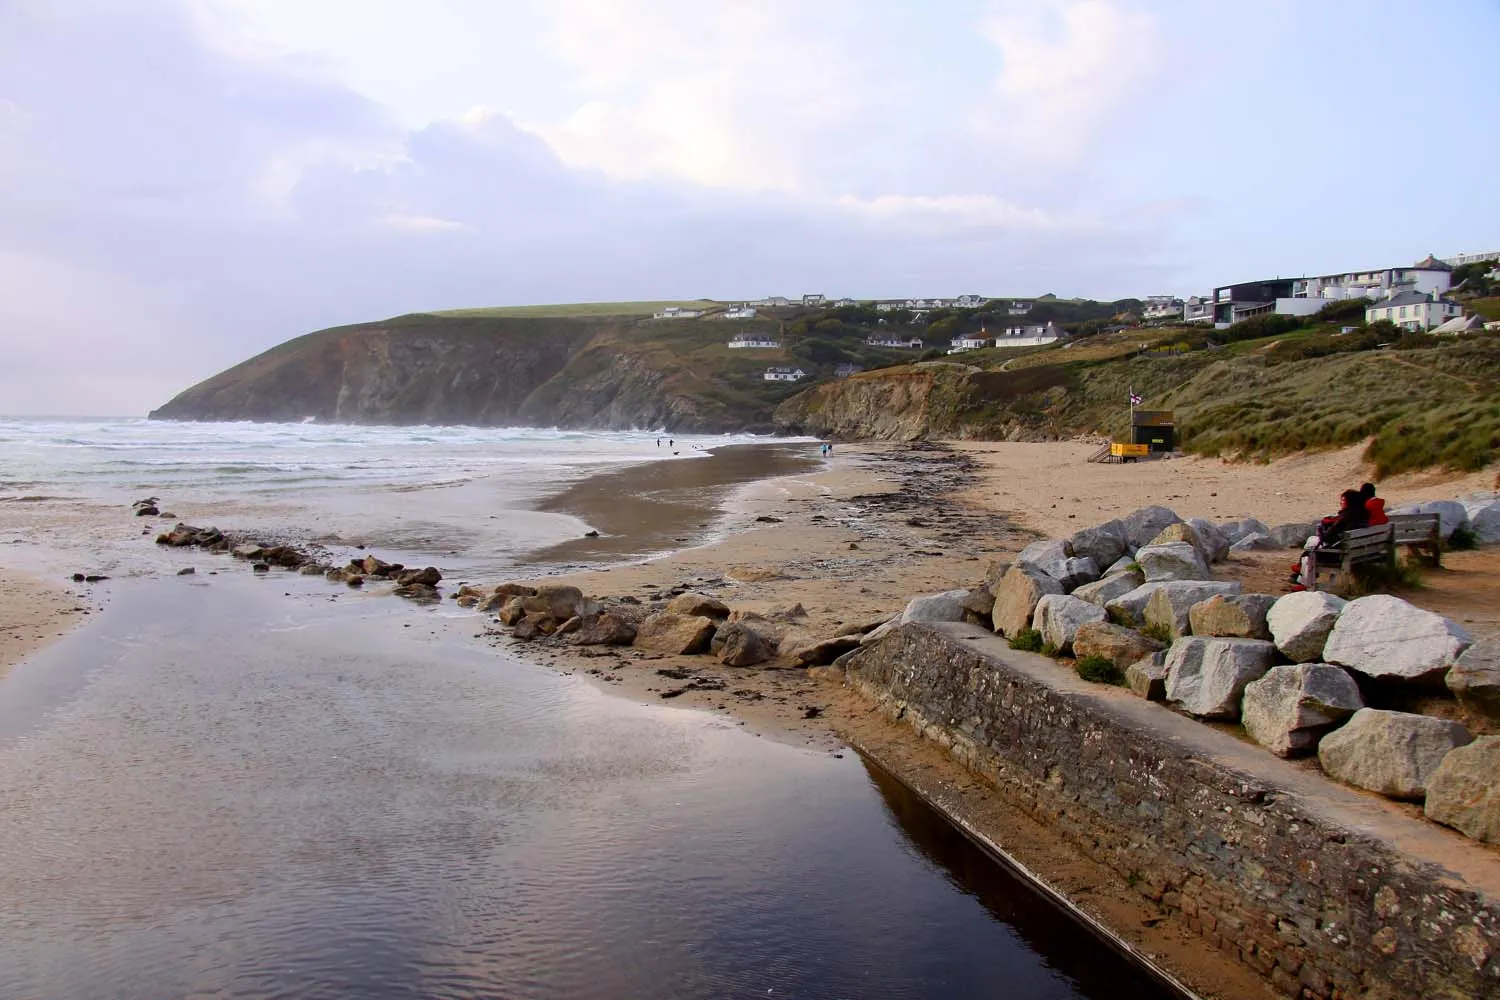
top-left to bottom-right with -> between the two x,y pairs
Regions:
1,0 -> 1497,414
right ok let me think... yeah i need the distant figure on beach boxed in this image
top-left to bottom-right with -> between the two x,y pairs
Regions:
1291,489 -> 1369,589
669,438 -> 674,448
656,437 -> 661,447
1361,482 -> 1387,525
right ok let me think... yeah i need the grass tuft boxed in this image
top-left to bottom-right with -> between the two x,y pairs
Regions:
1076,655 -> 1125,685
1008,628 -> 1044,652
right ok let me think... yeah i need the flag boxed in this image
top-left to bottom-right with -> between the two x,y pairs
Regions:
1129,391 -> 1143,405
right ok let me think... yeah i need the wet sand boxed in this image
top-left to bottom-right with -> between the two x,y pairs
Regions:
0,569 -> 94,679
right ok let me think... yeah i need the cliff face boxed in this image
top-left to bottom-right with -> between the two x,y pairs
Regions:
772,369 -> 939,441
148,314 -> 771,431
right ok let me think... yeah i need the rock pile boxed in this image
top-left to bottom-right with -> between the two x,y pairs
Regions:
866,502 -> 1500,848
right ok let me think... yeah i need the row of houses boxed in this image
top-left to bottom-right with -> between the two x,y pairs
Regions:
1174,250 -> 1500,332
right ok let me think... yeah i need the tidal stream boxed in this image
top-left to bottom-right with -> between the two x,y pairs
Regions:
0,574 -> 1173,999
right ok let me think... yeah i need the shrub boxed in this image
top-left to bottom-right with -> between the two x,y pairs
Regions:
1448,525 -> 1479,551
1076,655 -> 1125,685
1041,642 -> 1061,658
1008,628 -> 1044,652
1141,622 -> 1174,644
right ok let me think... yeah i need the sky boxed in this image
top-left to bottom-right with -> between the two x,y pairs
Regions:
1,0 -> 1498,416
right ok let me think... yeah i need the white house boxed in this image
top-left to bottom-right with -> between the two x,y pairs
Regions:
833,297 -> 856,308
1007,300 -> 1032,315
802,293 -> 826,307
728,333 -> 781,349
722,306 -> 757,320
875,302 -> 899,313
1431,314 -> 1484,335
1142,295 -> 1183,321
764,367 -> 808,382
995,321 -> 1063,347
1364,289 -> 1463,332
947,334 -> 992,354
954,294 -> 986,308
653,306 -> 704,319
865,335 -> 924,349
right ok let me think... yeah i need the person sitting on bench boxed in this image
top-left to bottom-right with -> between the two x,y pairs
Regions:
1291,489 -> 1370,589
1361,482 -> 1387,526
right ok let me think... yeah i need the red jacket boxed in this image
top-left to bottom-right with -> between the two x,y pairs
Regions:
1366,497 -> 1388,526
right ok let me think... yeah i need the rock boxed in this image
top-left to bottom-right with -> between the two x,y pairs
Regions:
359,555 -> 394,576
959,587 -> 995,622
1146,521 -> 1202,555
1228,531 -> 1277,553
555,615 -> 583,635
634,613 -> 717,655
983,559 -> 1012,592
716,622 -> 775,666
496,597 -> 527,626
1446,639 -> 1500,724
1389,500 -> 1470,541
1073,622 -> 1164,670
763,603 -> 808,622
522,584 -> 588,621
1266,591 -> 1346,663
990,566 -> 1064,637
570,613 -> 637,646
1218,518 -> 1270,546
1185,517 -> 1231,563
299,564 -> 327,576
252,562 -> 270,573
1071,569 -> 1145,607
476,592 -> 511,613
1242,664 -> 1364,757
786,634 -> 863,667
665,592 -> 731,619
1424,737 -> 1500,844
1122,505 -> 1182,549
261,545 -> 305,568
512,613 -> 558,641
394,582 -> 440,601
232,544 -> 264,560
1188,593 -> 1276,640
1461,497 -> 1500,544
456,594 -> 480,608
344,574 -> 365,588
1318,709 -> 1472,801
493,583 -> 537,600
1103,555 -> 1136,576
1067,519 -> 1130,569
1322,595 -> 1472,683
1268,522 -> 1318,549
1032,594 -> 1108,654
394,566 -> 442,587
1104,583 -> 1166,627
1143,581 -> 1245,637
134,505 -> 159,516
1135,541 -> 1211,583
176,567 -> 196,576
1015,538 -> 1074,582
900,589 -> 971,624
1125,653 -> 1169,701
1054,557 -> 1101,592
1164,637 -> 1277,719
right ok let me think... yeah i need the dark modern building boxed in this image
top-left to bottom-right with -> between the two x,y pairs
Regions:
1210,278 -> 1296,325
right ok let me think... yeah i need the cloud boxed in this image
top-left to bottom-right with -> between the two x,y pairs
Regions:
976,0 -> 1163,161
528,0 -> 862,193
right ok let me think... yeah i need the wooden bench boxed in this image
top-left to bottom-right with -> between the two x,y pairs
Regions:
1306,513 -> 1441,592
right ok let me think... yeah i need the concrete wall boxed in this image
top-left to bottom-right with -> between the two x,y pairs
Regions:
843,622 -> 1500,1000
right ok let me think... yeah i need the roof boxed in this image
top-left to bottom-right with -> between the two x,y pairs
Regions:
1411,254 -> 1453,272
1368,290 -> 1451,310
1432,314 -> 1482,334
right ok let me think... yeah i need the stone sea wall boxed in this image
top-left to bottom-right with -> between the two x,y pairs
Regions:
843,622 -> 1500,1000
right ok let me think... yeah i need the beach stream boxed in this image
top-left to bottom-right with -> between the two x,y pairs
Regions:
0,572 -> 1175,999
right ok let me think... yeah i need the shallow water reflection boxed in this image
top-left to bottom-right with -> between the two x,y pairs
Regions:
0,576 -> 1171,999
